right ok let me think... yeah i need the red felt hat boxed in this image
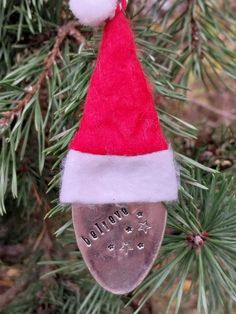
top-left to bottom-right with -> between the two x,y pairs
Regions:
60,2 -> 178,204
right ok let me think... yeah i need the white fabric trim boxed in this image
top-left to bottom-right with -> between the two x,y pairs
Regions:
60,148 -> 178,204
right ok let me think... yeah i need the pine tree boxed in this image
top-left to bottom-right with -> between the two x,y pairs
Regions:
0,0 -> 236,313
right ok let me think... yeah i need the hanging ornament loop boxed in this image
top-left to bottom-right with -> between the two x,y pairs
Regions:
117,0 -> 128,13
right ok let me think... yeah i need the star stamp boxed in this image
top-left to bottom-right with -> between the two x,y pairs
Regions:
120,242 -> 133,255
138,221 -> 151,234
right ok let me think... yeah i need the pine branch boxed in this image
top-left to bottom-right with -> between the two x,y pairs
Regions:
0,21 -> 86,127
161,0 -> 236,87
129,172 -> 236,313
0,1 -> 235,313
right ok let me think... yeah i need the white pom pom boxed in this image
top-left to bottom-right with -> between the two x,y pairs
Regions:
69,0 -> 118,26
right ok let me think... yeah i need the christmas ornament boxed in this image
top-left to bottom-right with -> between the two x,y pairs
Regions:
60,0 -> 178,294
72,202 -> 167,294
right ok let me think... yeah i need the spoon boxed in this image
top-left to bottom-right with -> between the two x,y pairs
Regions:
72,202 -> 167,294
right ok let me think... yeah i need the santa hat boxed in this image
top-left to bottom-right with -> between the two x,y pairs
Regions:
60,0 -> 178,204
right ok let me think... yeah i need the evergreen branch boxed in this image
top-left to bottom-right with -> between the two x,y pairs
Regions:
0,196 -> 56,310
130,172 -> 236,313
187,0 -> 201,54
0,21 -> 86,127
162,0 -> 236,87
0,2 -> 235,312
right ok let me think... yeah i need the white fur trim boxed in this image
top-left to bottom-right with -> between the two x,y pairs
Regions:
69,0 -> 118,26
60,148 -> 178,204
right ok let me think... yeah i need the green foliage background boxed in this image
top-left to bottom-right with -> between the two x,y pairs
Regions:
0,0 -> 235,313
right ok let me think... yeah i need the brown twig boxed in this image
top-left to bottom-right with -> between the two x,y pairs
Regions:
190,99 -> 236,120
187,0 -> 201,53
0,268 -> 38,310
1,21 -> 87,126
0,187 -> 56,309
0,244 -> 29,264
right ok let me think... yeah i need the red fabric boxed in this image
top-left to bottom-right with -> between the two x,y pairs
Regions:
121,0 -> 128,9
69,10 -> 168,156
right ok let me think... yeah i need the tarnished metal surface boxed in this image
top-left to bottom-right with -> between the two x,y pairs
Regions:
72,202 -> 167,294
